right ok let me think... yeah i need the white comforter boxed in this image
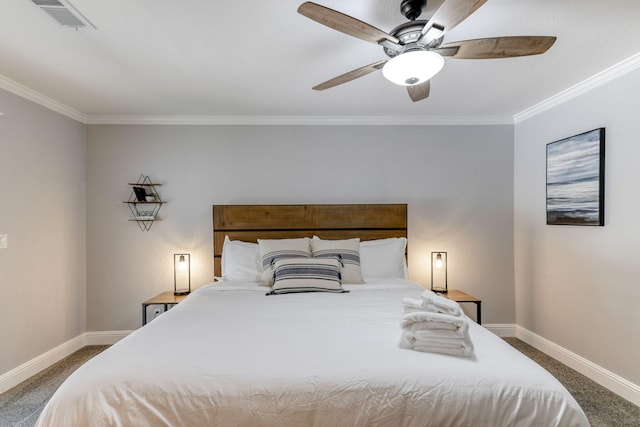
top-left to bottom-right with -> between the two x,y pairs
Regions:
36,281 -> 589,426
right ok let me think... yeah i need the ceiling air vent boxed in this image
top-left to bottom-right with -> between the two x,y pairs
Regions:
30,0 -> 96,29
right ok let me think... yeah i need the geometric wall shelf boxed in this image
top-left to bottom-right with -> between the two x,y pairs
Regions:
124,174 -> 165,231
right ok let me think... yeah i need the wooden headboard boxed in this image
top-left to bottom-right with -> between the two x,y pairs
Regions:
213,204 -> 407,277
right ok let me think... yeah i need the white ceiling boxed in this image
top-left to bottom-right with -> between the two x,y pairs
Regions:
1,0 -> 640,122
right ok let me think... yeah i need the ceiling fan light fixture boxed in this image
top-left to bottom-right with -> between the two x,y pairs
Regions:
382,50 -> 444,86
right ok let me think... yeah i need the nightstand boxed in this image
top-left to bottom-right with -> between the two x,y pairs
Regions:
444,289 -> 482,324
141,291 -> 188,325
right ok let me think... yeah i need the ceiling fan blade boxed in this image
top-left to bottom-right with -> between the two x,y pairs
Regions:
418,0 -> 488,45
431,46 -> 459,57
440,36 -> 557,59
407,81 -> 431,102
312,60 -> 387,91
298,2 -> 400,45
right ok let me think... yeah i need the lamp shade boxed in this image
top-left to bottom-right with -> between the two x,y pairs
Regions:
382,50 -> 444,86
174,253 -> 191,296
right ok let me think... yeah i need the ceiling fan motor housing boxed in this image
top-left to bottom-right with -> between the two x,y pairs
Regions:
383,20 -> 443,58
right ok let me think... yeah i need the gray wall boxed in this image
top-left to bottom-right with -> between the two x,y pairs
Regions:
514,68 -> 640,385
0,89 -> 86,375
86,124 -> 515,331
4,62 -> 640,399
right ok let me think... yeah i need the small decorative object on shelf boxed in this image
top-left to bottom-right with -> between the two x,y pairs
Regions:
431,251 -> 448,293
174,253 -> 191,296
124,174 -> 165,231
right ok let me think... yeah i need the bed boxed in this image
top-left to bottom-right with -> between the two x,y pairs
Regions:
36,204 -> 589,427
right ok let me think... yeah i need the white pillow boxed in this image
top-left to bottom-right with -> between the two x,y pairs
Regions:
267,257 -> 345,295
221,236 -> 262,282
360,237 -> 408,279
258,238 -> 311,285
311,237 -> 364,284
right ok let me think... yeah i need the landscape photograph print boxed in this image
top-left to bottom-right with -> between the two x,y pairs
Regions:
546,128 -> 605,226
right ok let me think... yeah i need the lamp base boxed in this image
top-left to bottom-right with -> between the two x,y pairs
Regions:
432,288 -> 448,294
174,289 -> 190,296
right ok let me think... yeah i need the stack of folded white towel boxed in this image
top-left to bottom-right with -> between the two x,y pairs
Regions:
400,290 -> 474,357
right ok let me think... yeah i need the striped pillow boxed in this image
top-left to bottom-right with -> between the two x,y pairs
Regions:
258,238 -> 311,285
267,258 -> 346,295
311,237 -> 364,284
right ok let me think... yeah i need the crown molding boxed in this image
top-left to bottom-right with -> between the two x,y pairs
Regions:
85,114 -> 512,126
0,74 -> 87,123
3,50 -> 640,127
514,52 -> 640,124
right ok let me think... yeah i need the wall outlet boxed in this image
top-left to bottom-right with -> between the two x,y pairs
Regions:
0,234 -> 7,249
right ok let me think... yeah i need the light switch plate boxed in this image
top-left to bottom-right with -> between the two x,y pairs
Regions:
0,234 -> 7,249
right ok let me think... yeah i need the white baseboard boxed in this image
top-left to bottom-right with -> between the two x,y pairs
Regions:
516,326 -> 640,407
0,335 -> 85,394
484,323 -> 516,337
84,330 -> 132,345
0,330 -> 132,395
4,326 -> 640,408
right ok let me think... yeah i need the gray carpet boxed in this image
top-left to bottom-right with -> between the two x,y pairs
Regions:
503,338 -> 640,426
1,340 -> 638,426
0,346 -> 108,427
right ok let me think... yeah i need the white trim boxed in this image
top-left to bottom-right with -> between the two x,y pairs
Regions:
0,331 -> 132,394
514,52 -> 640,124
3,326 -> 640,407
0,74 -> 87,123
0,334 -> 85,394
85,114 -> 513,126
3,53 -> 640,127
84,330 -> 132,345
516,325 -> 640,407
484,323 -> 516,337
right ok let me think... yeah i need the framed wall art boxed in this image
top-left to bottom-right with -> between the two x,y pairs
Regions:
546,128 -> 605,226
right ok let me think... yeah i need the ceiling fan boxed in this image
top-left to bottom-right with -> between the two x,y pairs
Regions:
298,0 -> 556,102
